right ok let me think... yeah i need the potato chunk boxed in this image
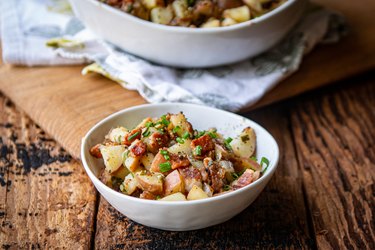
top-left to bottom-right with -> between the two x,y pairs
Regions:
122,173 -> 138,195
107,127 -> 128,143
164,170 -> 185,195
151,7 -> 174,25
172,0 -> 188,18
170,112 -> 193,137
201,18 -> 220,28
230,127 -> 256,158
187,185 -> 209,200
223,6 -> 251,23
168,139 -> 192,155
243,0 -> 262,12
135,173 -> 163,195
160,192 -> 187,201
100,145 -> 126,173
141,152 -> 155,171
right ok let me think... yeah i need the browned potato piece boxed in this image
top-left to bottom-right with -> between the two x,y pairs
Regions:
135,173 -> 163,195
150,151 -> 168,173
164,170 -> 185,195
178,166 -> 203,192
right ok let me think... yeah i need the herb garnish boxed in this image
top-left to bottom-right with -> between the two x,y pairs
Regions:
176,137 -> 185,144
224,137 -> 233,150
173,126 -> 181,133
159,162 -> 172,172
160,150 -> 170,160
223,185 -> 230,191
208,131 -> 217,139
241,135 -> 250,143
128,131 -> 140,141
260,157 -> 270,173
195,145 -> 202,156
195,130 -> 206,139
161,115 -> 170,126
182,131 -> 190,139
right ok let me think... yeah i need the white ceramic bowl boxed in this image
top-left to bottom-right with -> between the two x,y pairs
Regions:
70,0 -> 307,68
81,103 -> 279,231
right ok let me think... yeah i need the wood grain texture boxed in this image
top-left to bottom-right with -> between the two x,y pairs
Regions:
94,105 -> 315,249
290,79 -> 375,249
0,93 -> 97,249
0,0 -> 374,159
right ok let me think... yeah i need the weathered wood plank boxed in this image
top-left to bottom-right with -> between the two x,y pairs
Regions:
94,105 -> 314,249
0,93 -> 98,249
290,79 -> 375,249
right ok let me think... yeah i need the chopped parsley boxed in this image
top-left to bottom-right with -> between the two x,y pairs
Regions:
231,172 -> 239,180
194,145 -> 202,156
142,127 -> 151,137
159,161 -> 172,172
128,131 -> 139,141
250,156 -> 258,161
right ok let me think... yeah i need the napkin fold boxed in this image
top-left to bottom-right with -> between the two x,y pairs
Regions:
0,0 -> 347,111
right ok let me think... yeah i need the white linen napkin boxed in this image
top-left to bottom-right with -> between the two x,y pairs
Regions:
0,0 -> 347,111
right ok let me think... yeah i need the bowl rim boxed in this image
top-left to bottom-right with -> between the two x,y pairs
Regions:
81,102 -> 279,206
81,0 -> 299,33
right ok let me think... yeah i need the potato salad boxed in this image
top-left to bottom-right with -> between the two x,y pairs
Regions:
90,113 -> 270,201
101,0 -> 287,28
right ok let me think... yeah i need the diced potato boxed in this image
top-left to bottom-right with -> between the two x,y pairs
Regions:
160,192 -> 187,201
141,152 -> 155,171
100,145 -> 126,173
124,153 -> 141,172
201,18 -> 220,28
170,112 -> 193,137
150,152 -> 167,173
111,165 -> 130,179
230,127 -> 256,158
223,6 -> 251,23
122,173 -> 138,195
215,144 -> 229,161
151,6 -> 174,25
221,17 -> 237,26
135,173 -> 164,195
172,0 -> 188,18
178,166 -> 202,192
107,127 -> 128,144
164,170 -> 185,195
168,139 -> 192,155
187,185 -> 209,200
243,0 -> 263,12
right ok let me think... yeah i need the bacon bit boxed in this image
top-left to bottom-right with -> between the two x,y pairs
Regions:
232,169 -> 260,190
170,154 -> 190,170
139,191 -> 156,200
89,144 -> 102,158
130,140 -> 146,157
191,134 -> 215,158
148,132 -> 169,154
123,128 -> 142,146
203,157 -> 226,192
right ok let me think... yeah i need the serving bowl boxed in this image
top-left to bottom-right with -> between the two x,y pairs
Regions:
69,0 -> 307,68
81,103 -> 279,231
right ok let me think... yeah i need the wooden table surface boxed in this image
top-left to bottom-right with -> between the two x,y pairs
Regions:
0,71 -> 374,249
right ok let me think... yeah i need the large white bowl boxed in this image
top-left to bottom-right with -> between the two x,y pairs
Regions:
81,103 -> 279,231
70,0 -> 307,68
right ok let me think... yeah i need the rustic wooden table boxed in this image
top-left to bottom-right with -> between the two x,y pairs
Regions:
0,70 -> 374,249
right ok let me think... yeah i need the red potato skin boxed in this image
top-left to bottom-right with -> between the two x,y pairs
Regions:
232,169 -> 260,190
151,150 -> 190,174
164,170 -> 185,195
89,144 -> 102,158
178,166 -> 202,192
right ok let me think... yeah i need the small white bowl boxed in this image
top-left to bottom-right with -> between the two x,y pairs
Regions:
81,103 -> 279,231
70,0 -> 307,68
